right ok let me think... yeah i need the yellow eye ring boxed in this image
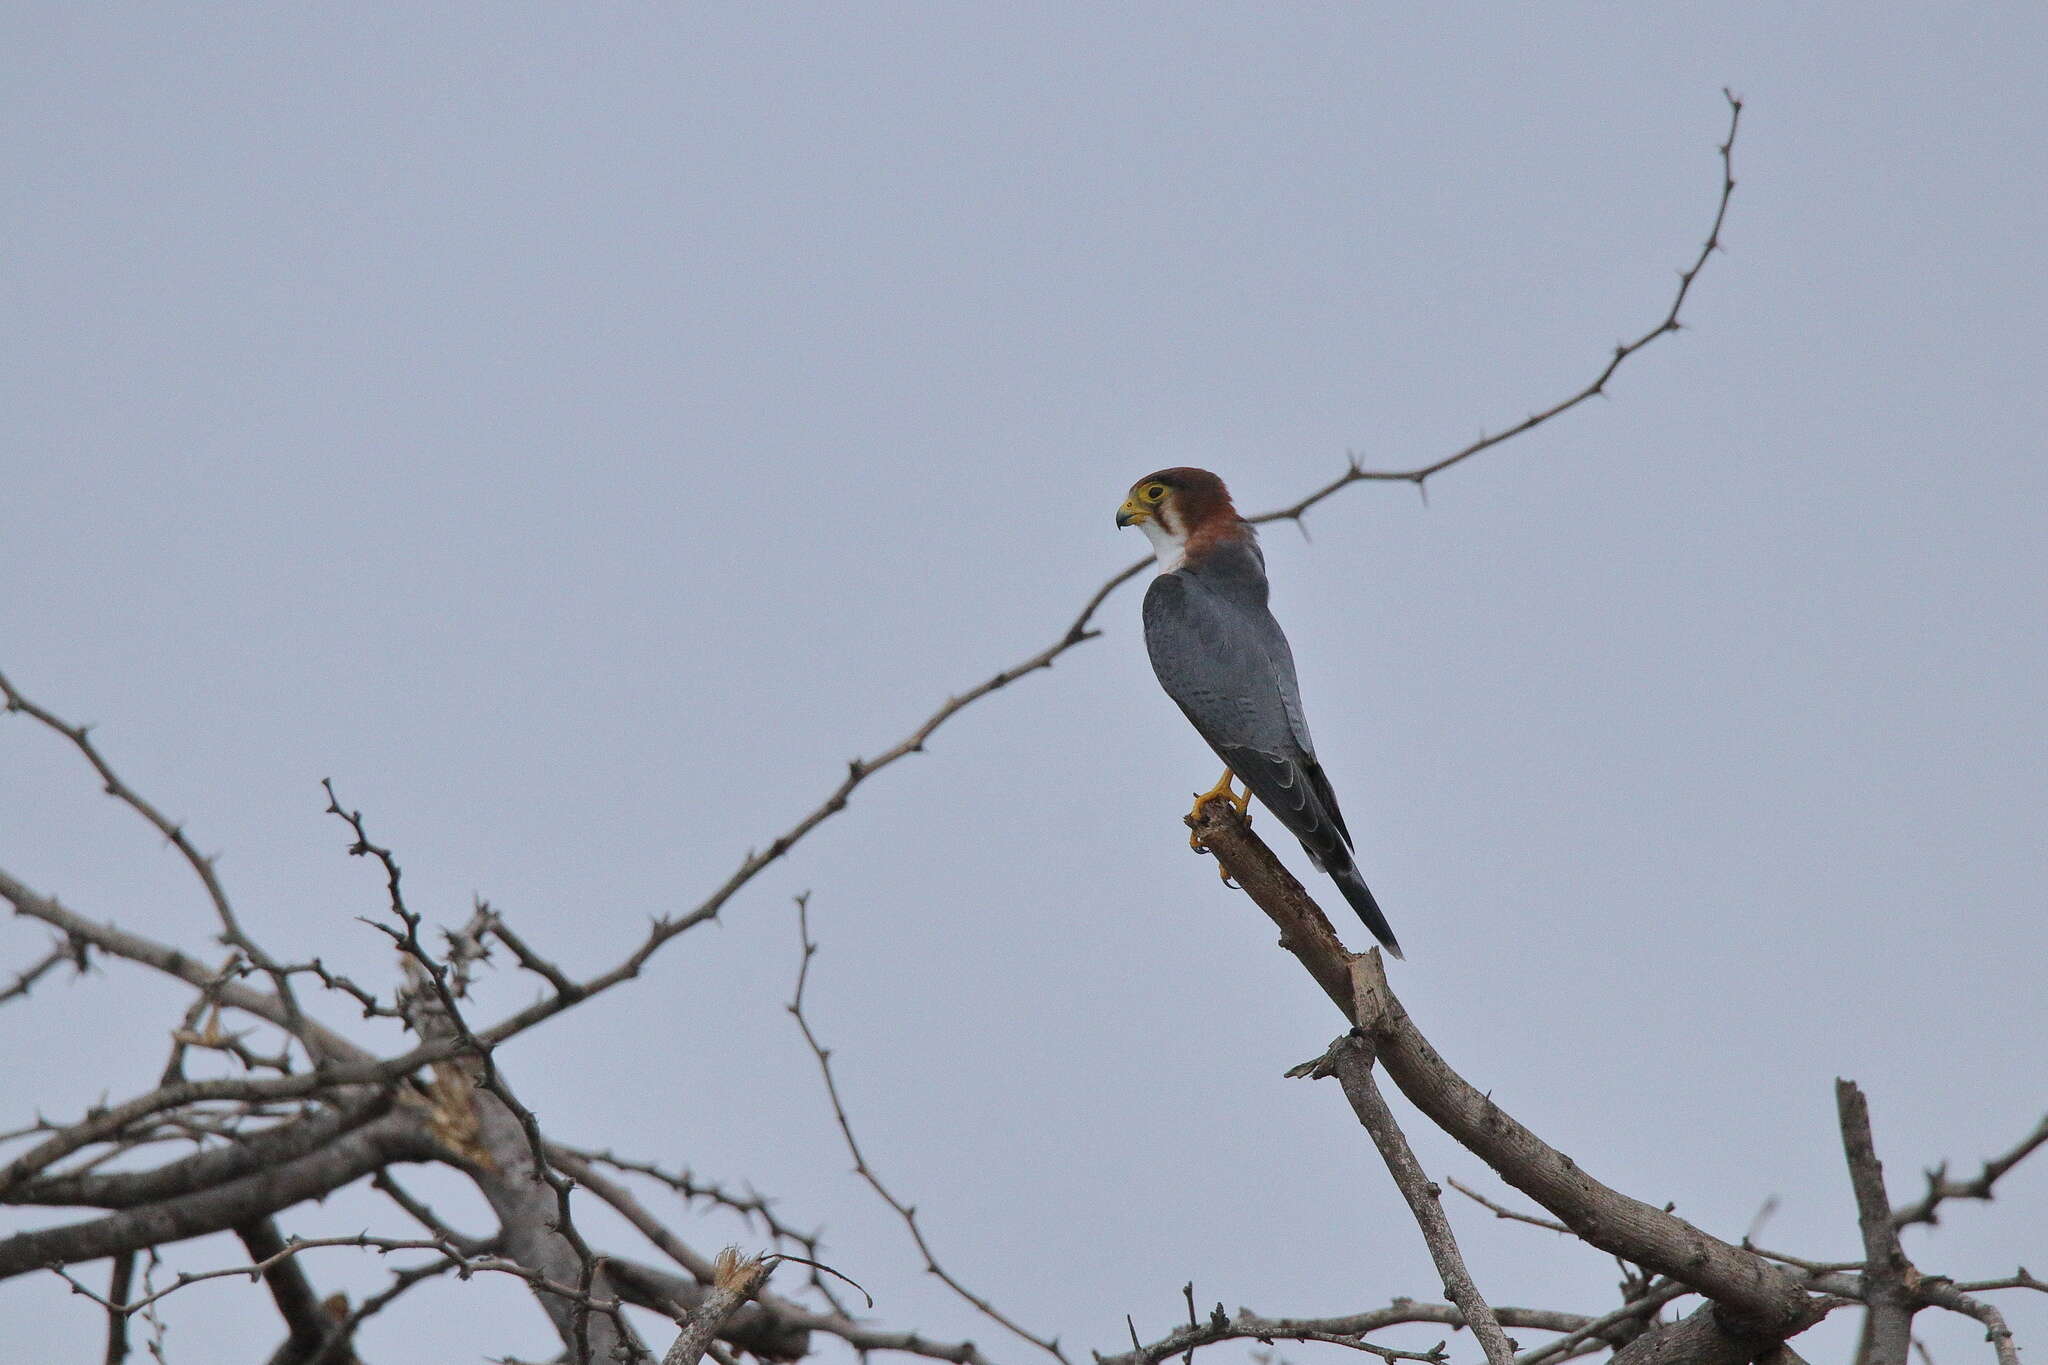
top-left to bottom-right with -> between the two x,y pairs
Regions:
1141,484 -> 1167,503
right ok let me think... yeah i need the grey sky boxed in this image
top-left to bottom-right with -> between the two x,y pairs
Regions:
4,5 -> 2043,1362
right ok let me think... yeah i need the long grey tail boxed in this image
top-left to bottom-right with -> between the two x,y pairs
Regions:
1333,864 -> 1403,959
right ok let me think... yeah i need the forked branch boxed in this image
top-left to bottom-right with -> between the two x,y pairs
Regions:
1187,797 -> 1825,1352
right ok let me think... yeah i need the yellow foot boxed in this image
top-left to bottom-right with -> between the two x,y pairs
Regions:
1187,769 -> 1253,884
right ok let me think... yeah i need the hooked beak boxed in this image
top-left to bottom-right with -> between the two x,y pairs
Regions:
1115,498 -> 1147,529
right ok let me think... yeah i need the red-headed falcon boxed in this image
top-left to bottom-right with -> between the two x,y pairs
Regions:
1116,468 -> 1403,958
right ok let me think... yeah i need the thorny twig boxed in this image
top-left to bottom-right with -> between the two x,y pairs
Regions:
0,668 -> 319,1061
1253,91 -> 1744,519
787,894 -> 1071,1363
324,782 -> 643,1363
553,1146 -> 858,1318
46,1231 -> 619,1320
1893,1112 -> 2048,1232
1,934 -> 87,1007
103,1250 -> 135,1365
1099,1299 -> 1664,1365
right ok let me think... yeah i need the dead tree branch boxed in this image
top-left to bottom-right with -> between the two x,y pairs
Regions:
0,668 -> 318,1057
0,1111 -> 441,1279
1838,1081 -> 1915,1365
1098,1297 -> 1666,1365
1913,1280 -> 2021,1365
1188,797 -> 1826,1354
0,868 -> 372,1064
1447,1178 -> 1572,1238
787,895 -> 1069,1363
236,1218 -> 347,1365
1304,1036 -> 1518,1365
1892,1112 -> 2048,1233
1251,90 -> 1742,516
662,1248 -> 774,1365
1,934 -> 86,1007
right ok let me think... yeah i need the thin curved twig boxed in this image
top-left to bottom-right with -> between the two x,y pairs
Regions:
1448,1177 -> 1572,1237
1253,90 -> 1744,521
787,894 -> 1070,1364
0,668 -> 316,1057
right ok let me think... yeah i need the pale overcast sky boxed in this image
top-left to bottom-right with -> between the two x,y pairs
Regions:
4,5 -> 2044,1363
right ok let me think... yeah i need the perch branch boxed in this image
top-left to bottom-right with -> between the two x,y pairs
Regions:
1188,797 -> 1823,1349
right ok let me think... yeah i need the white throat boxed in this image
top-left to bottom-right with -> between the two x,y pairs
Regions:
1137,515 -> 1188,573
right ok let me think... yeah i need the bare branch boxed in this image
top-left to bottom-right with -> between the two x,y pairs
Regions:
1351,946 -> 1821,1335
303,1256 -> 454,1365
787,895 -> 1069,1363
1914,1279 -> 2021,1365
1251,90 -> 1743,512
9,1092 -> 392,1208
0,668 -> 318,1058
370,1170 -> 492,1254
0,1109 -> 441,1280
1447,1178 -> 1571,1237
237,1218 -> 343,1363
604,1257 -> 815,1362
1514,1283 -> 1690,1365
559,1144 -> 840,1306
550,1147 -> 718,1285
1307,1036 -> 1518,1365
0,1048 -> 456,1198
1,934 -> 87,1007
1947,1272 -> 2047,1295
0,867 -> 372,1064
323,786 -> 646,1363
662,1248 -> 774,1365
1605,1300 -> 1788,1365
476,901 -> 578,999
1741,1244 -> 1866,1276
1837,1080 -> 1915,1365
48,1226 -> 650,1341
1189,797 -> 1824,1347
103,1250 -> 135,1365
1893,1112 -> 2048,1232
1099,1298 -> 1659,1365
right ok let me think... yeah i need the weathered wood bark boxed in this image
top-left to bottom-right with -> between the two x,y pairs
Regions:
1189,800 -> 1829,1360
0,1111 -> 439,1279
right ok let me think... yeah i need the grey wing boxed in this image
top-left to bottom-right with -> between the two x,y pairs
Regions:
1142,572 -> 1356,866
1231,583 -> 1359,851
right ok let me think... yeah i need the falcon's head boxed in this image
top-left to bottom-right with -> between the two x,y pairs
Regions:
1115,467 -> 1247,570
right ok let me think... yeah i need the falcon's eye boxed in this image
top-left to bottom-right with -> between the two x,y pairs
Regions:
1141,484 -> 1168,503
